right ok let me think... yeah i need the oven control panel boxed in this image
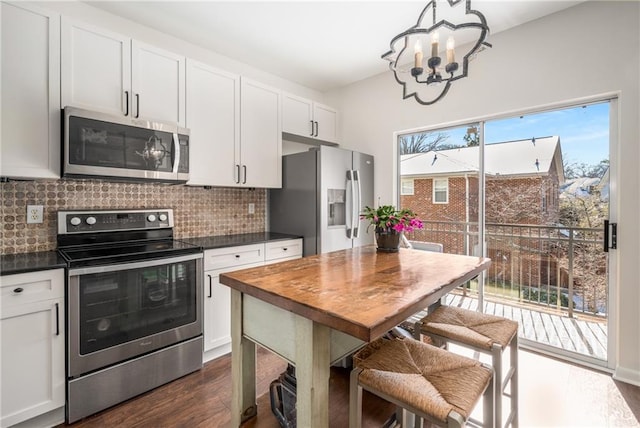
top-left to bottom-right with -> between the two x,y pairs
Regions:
58,209 -> 174,234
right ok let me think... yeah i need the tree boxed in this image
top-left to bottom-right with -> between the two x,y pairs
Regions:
564,159 -> 609,179
463,126 -> 479,147
399,132 -> 450,155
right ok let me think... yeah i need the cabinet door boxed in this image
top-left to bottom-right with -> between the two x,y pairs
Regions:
203,271 -> 230,352
1,299 -> 65,427
1,2 -> 60,179
203,261 -> 263,353
61,18 -> 131,117
282,93 -> 313,138
313,103 -> 338,144
132,41 -> 186,125
186,60 -> 240,187
240,78 -> 282,188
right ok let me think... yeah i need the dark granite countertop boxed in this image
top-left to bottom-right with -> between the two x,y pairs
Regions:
0,251 -> 67,276
1,233 -> 302,275
180,232 -> 301,250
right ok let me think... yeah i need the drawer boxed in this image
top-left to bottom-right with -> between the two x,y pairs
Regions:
1,269 -> 64,310
204,244 -> 264,271
265,239 -> 302,262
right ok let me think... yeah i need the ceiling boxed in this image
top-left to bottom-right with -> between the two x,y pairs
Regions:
87,1 -> 585,92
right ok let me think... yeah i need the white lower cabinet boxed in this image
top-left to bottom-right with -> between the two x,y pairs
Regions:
202,239 -> 302,362
0,269 -> 65,428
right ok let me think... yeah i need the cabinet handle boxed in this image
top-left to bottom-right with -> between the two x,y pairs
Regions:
124,91 -> 129,116
310,120 -> 314,137
207,275 -> 212,298
235,164 -> 240,183
242,165 -> 247,184
283,248 -> 288,251
55,303 -> 60,336
135,93 -> 140,118
13,287 -> 23,293
314,121 -> 319,137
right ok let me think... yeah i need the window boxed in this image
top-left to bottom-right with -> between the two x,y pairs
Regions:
433,178 -> 448,203
401,178 -> 414,195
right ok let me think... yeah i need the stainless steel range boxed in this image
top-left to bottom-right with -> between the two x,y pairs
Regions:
57,209 -> 203,423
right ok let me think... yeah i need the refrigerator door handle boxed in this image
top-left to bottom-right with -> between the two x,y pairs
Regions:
346,170 -> 355,239
353,170 -> 361,238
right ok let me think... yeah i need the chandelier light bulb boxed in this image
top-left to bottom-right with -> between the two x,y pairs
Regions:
446,36 -> 456,64
414,40 -> 423,68
430,31 -> 440,57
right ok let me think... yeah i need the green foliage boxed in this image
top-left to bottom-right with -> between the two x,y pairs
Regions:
522,288 -> 573,308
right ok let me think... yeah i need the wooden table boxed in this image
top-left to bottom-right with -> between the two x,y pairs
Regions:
220,246 -> 491,428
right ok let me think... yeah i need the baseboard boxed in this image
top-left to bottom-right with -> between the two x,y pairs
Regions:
204,343 -> 231,363
613,365 -> 640,386
9,407 -> 64,428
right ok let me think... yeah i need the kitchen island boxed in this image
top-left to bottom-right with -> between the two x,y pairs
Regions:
220,245 -> 491,428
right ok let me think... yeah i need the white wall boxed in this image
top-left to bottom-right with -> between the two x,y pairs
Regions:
326,1 -> 640,384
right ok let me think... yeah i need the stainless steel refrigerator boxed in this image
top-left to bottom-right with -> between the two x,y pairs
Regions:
269,146 -> 374,256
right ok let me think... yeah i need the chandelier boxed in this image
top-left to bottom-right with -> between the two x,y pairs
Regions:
382,0 -> 491,105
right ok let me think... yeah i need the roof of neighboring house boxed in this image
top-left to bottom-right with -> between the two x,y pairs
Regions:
401,136 -> 564,181
559,167 -> 609,201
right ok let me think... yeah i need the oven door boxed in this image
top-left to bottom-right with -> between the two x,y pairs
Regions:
67,253 -> 203,378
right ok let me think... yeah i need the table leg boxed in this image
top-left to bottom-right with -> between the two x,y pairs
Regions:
295,315 -> 330,428
231,290 -> 257,427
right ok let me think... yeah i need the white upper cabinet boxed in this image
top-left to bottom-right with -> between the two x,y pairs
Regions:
186,59 -> 240,187
282,94 -> 314,137
312,103 -> 338,143
1,2 -> 60,179
61,18 -> 130,118
240,78 -> 282,188
282,93 -> 338,144
132,41 -> 186,126
61,19 -> 185,125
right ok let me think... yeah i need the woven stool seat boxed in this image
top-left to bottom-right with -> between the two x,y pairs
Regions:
349,337 -> 494,427
417,305 -> 519,428
420,305 -> 518,350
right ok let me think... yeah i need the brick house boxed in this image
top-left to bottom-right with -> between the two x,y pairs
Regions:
400,136 -> 564,226
400,137 -> 565,287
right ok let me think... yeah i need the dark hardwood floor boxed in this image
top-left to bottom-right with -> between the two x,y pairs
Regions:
63,347 -> 395,428
61,346 -> 640,427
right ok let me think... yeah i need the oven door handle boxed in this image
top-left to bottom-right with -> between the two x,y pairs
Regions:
68,252 -> 203,276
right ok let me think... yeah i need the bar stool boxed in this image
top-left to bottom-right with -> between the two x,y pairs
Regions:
349,337 -> 494,428
415,305 -> 518,428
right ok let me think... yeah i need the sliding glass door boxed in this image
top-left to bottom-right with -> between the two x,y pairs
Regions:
397,99 -> 615,368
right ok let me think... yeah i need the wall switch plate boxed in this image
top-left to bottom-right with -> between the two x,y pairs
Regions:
27,205 -> 44,224
248,203 -> 255,214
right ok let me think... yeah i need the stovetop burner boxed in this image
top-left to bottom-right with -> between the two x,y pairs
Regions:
57,209 -> 201,268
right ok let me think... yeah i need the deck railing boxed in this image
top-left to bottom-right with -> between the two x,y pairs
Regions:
406,221 -> 608,319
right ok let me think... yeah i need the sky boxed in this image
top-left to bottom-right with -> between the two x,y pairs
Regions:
434,101 -> 610,167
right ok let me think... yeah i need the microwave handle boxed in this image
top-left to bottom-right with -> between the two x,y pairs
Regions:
172,133 -> 181,174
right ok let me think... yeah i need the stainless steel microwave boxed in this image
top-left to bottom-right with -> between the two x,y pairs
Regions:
63,107 -> 189,183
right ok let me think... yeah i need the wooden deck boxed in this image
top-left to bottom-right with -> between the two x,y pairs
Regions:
409,292 -> 608,361
449,293 -> 608,360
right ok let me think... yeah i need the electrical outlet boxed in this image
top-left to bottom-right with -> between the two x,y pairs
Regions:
248,203 -> 255,214
27,205 -> 44,224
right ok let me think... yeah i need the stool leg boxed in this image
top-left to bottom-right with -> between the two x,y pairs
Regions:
491,343 -> 503,428
510,334 -> 519,428
349,368 -> 363,428
482,364 -> 495,428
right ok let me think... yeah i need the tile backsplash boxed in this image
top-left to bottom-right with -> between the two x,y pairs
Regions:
1,179 -> 266,255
